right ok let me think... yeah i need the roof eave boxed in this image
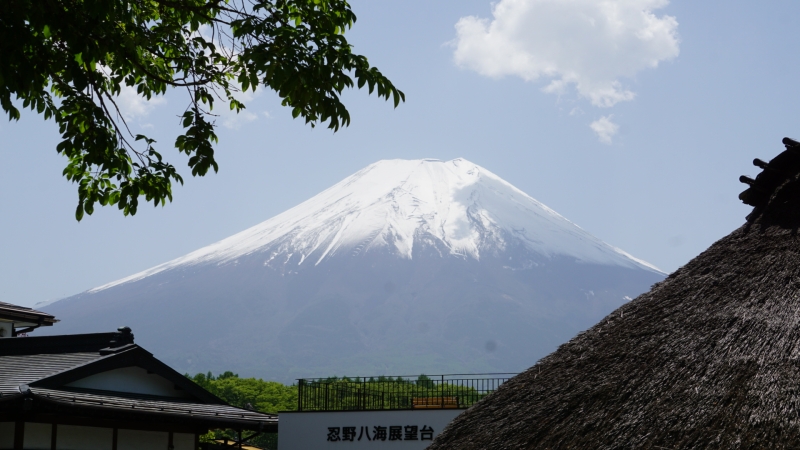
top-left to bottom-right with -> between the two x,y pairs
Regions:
22,394 -> 278,432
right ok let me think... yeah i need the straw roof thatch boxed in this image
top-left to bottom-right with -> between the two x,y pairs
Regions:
428,138 -> 800,449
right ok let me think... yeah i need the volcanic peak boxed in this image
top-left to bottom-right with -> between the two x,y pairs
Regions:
91,158 -> 661,292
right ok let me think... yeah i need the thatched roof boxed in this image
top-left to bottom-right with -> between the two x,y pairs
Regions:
428,138 -> 800,449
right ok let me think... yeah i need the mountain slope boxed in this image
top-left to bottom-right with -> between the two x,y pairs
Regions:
42,158 -> 664,382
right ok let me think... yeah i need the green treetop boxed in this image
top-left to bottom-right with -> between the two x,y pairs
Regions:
1,0 -> 404,220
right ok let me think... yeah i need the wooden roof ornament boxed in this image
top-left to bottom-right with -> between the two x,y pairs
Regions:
739,137 -> 800,222
428,138 -> 800,449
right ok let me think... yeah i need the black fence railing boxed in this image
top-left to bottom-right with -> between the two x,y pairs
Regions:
296,373 -> 516,412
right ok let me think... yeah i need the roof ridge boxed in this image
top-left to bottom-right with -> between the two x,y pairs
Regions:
0,330 -> 133,356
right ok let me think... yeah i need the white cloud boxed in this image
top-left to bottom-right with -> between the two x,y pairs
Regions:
218,84 -> 263,130
221,109 -> 258,130
569,107 -> 585,116
590,115 -> 619,144
115,83 -> 261,130
453,0 -> 680,107
97,65 -> 166,122
115,85 -> 166,120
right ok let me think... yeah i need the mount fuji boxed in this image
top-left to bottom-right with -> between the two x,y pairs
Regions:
41,158 -> 664,382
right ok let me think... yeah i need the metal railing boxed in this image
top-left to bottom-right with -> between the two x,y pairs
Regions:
296,373 -> 516,412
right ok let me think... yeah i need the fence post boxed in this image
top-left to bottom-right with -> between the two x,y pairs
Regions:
298,379 -> 303,412
441,375 -> 444,409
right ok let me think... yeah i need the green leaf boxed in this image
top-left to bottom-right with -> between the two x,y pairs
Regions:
1,0 -> 403,221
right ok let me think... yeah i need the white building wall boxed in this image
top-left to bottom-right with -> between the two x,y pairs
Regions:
173,433 -> 195,450
0,421 -> 195,450
0,321 -> 12,338
279,409 -> 463,450
57,425 -> 113,450
23,422 -> 51,450
0,422 -> 14,450
66,367 -> 190,398
117,429 -> 169,450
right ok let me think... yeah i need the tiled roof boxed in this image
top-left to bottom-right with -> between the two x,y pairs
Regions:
0,352 -> 105,394
0,331 -> 277,431
27,387 -> 277,429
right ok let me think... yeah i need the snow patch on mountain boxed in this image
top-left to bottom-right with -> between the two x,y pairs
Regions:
90,158 -> 662,293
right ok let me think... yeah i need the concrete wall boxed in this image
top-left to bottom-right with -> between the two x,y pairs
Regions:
279,409 -> 463,450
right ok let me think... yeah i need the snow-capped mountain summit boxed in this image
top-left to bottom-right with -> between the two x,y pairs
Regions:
93,158 -> 659,292
44,159 -> 664,382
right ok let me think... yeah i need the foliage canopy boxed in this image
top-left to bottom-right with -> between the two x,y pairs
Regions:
190,371 -> 297,413
0,0 -> 404,220
189,371 -> 296,448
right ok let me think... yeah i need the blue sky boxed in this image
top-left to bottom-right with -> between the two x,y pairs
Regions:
2,0 -> 799,307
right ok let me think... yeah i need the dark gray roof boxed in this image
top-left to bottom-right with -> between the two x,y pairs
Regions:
12,387 -> 278,431
0,352 -> 103,395
0,301 -> 58,327
0,330 -> 132,356
0,331 -> 277,431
